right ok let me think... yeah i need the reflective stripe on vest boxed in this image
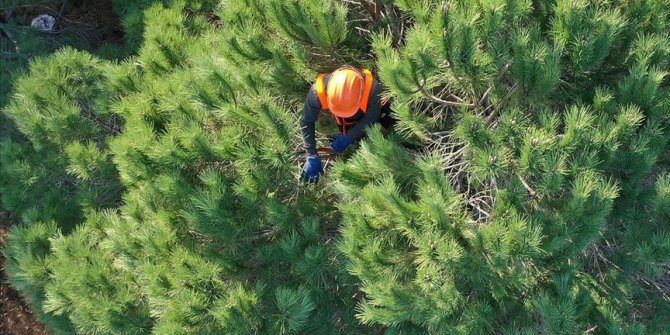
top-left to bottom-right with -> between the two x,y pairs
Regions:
315,68 -> 374,126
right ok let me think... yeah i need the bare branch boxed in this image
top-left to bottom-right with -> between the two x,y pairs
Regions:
354,26 -> 371,34
478,87 -> 492,106
517,173 -> 537,199
469,199 -> 492,219
418,78 -> 475,108
357,0 -> 379,21
497,62 -> 511,82
484,83 -> 517,126
429,130 -> 451,137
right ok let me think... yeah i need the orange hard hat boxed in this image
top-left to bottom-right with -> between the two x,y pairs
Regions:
327,67 -> 364,118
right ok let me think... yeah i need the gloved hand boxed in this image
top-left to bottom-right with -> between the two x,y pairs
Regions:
329,135 -> 352,153
301,155 -> 323,183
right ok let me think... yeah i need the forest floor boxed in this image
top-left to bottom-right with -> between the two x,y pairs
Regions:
0,212 -> 49,335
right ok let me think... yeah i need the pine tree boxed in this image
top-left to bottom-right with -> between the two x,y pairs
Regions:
0,0 -> 202,222
1,0 -> 669,334
5,1 -> 369,333
1,48 -> 124,227
335,0 -> 670,333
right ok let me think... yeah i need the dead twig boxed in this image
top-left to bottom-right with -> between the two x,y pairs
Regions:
497,62 -> 511,82
592,244 -> 670,302
354,26 -> 371,34
418,77 -> 475,108
77,101 -> 122,136
469,199 -> 492,219
484,83 -> 517,126
478,87 -> 492,106
429,130 -> 451,137
517,173 -> 537,199
248,228 -> 279,243
635,273 -> 670,302
357,0 -> 379,22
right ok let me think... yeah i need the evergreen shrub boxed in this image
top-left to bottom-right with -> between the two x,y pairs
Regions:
1,0 -> 669,334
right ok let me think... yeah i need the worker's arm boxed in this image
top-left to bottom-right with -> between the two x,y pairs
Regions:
345,80 -> 382,141
301,84 -> 322,155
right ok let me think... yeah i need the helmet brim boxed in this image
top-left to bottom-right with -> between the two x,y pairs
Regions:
329,104 -> 359,119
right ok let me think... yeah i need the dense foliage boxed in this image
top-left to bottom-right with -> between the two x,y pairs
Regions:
1,0 -> 669,334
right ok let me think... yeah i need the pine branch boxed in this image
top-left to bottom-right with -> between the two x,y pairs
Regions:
517,173 -> 537,199
584,326 -> 598,334
417,77 -> 475,108
468,197 -> 492,219
76,101 -> 122,136
429,130 -> 451,137
635,271 -> 670,302
590,244 -> 670,302
478,87 -> 492,107
497,63 -> 512,82
356,0 -> 379,22
248,228 -> 279,243
476,63 -> 511,112
484,83 -> 518,126
354,26 -> 371,34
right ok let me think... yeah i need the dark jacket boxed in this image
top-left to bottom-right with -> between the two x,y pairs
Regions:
300,72 -> 383,155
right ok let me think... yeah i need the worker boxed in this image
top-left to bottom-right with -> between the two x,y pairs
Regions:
300,65 -> 393,183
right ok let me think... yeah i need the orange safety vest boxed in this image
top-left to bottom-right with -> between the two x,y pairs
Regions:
315,68 -> 374,133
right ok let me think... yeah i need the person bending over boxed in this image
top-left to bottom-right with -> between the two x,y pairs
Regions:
300,65 -> 392,183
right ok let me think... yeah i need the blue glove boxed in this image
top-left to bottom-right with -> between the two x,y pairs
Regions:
301,156 -> 323,183
329,135 -> 352,153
